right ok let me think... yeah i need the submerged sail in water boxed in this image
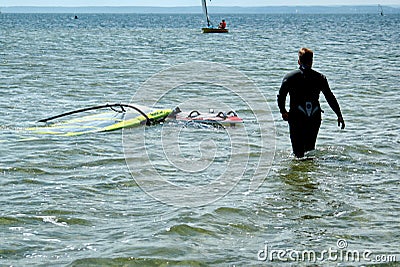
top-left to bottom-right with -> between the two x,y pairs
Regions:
28,104 -> 172,136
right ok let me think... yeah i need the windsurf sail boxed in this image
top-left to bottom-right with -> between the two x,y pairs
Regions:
202,0 -> 212,27
29,104 -> 172,136
38,103 -> 152,125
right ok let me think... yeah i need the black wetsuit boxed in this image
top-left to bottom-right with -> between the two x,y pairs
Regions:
277,66 -> 342,158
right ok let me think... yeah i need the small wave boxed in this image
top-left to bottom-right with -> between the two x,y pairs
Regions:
40,216 -> 68,227
68,257 -> 208,267
163,223 -> 216,237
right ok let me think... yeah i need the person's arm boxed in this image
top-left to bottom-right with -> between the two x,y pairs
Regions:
277,77 -> 290,121
337,116 -> 345,129
321,77 -> 345,129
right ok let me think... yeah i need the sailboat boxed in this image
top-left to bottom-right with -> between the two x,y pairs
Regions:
378,4 -> 384,16
201,0 -> 228,33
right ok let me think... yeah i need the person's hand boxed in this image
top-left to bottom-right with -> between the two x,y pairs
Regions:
282,112 -> 289,121
338,116 -> 345,129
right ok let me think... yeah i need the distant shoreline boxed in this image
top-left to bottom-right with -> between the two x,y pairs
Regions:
1,5 -> 400,14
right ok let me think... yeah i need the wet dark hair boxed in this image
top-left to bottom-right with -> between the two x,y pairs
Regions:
298,48 -> 313,66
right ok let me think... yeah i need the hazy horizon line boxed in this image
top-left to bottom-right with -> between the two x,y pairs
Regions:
2,4 -> 400,7
2,5 -> 399,14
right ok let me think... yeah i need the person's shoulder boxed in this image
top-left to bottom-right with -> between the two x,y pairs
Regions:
284,69 -> 301,79
311,69 -> 327,81
310,68 -> 327,80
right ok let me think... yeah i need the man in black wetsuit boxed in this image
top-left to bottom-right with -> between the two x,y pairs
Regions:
277,48 -> 345,158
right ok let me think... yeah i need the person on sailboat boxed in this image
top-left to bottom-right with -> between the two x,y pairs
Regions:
277,48 -> 345,158
219,19 -> 227,29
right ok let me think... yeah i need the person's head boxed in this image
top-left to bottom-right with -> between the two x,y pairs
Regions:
298,47 -> 313,68
222,19 -> 225,22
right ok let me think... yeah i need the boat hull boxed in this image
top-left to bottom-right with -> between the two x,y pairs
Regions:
202,28 -> 229,33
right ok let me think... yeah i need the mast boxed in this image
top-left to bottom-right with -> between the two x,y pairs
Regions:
202,0 -> 211,27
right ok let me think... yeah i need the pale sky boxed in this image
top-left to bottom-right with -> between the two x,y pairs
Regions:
2,0 -> 400,6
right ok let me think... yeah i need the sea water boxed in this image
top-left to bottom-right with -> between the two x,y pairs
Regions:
1,13 -> 399,266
